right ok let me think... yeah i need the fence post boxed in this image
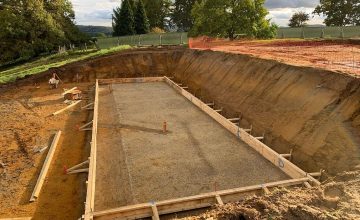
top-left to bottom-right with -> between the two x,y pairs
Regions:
160,35 -> 162,46
138,35 -> 141,46
180,33 -> 183,44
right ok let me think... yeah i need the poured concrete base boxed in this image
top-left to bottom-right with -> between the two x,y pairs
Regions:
95,82 -> 288,212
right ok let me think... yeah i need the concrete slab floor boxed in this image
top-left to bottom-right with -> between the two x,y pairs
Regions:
95,82 -> 289,212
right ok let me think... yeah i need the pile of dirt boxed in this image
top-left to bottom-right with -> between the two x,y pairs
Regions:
180,170 -> 360,220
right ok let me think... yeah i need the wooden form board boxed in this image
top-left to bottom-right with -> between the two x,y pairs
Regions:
163,77 -> 320,186
98,77 -> 165,85
92,178 -> 310,220
84,76 -> 321,219
30,131 -> 62,202
84,80 -> 100,220
52,100 -> 82,116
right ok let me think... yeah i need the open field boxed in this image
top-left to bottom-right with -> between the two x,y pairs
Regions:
190,39 -> 360,76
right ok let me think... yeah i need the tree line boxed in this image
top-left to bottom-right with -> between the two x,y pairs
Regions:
115,0 -> 360,38
290,0 -> 360,27
0,0 -> 89,65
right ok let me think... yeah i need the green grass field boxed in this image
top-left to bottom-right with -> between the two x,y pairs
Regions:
0,45 -> 131,84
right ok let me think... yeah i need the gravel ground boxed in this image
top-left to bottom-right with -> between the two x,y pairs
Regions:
95,82 -> 288,212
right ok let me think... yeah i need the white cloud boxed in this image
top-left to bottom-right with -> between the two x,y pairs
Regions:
70,0 -> 325,27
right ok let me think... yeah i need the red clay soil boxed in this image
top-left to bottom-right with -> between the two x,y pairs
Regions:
190,38 -> 360,76
0,82 -> 91,219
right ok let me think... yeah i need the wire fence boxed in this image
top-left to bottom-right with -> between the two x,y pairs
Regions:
277,26 -> 360,39
97,32 -> 188,49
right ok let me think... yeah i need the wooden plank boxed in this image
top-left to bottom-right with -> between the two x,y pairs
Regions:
304,182 -> 312,188
30,131 -> 62,202
79,121 -> 93,130
262,186 -> 270,194
228,118 -> 240,122
84,80 -> 100,220
215,195 -> 224,205
67,160 -> 89,173
92,178 -> 309,220
0,218 -> 32,220
82,102 -> 94,110
163,77 -> 320,186
67,168 -> 89,174
62,87 -> 78,96
151,203 -> 160,220
52,100 -> 82,116
98,77 -> 164,85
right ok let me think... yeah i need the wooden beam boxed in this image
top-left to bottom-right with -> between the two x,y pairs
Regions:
181,86 -> 189,89
281,154 -> 291,158
215,109 -> 223,113
92,178 -> 310,220
67,160 -> 89,173
82,102 -> 94,110
150,203 -> 160,220
67,168 -> 89,174
303,182 -> 312,188
0,218 -> 32,220
243,125 -> 253,133
228,118 -> 240,122
163,77 -> 320,186
84,80 -> 100,220
52,100 -> 82,116
262,186 -> 270,194
98,77 -> 164,85
215,195 -> 224,205
206,102 -> 215,106
79,120 -> 93,131
62,87 -> 78,96
30,131 -> 62,202
308,172 -> 322,177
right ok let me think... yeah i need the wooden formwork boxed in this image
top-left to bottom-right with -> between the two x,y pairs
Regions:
83,77 -> 321,220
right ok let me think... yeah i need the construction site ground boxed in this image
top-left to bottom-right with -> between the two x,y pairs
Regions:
0,82 -> 91,219
94,82 -> 288,211
191,39 -> 360,76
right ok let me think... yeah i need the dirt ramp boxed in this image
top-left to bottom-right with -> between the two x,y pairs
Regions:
173,50 -> 360,175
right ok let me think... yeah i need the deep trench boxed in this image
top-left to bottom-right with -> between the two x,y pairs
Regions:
4,46 -> 360,176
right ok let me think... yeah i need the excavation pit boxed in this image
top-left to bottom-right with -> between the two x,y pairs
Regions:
94,79 -> 291,213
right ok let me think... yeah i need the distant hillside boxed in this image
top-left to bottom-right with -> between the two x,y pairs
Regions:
77,25 -> 113,37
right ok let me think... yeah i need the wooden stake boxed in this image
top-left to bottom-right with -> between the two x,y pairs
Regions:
30,131 -> 62,202
215,195 -> 224,205
67,168 -> 89,175
150,202 -> 160,220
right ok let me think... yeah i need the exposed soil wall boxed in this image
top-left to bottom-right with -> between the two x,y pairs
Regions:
0,47 -> 184,89
4,47 -> 359,175
173,50 -> 360,175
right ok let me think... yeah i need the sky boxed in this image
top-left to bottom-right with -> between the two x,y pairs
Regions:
70,0 -> 324,27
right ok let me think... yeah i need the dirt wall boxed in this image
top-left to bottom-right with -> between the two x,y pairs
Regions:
173,50 -> 360,175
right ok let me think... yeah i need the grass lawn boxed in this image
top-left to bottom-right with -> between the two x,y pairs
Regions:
0,45 -> 131,84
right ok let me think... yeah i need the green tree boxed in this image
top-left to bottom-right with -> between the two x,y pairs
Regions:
113,0 -> 135,36
289,11 -> 310,27
134,0 -> 150,34
314,0 -> 360,26
0,0 -> 88,64
172,0 -> 198,31
143,0 -> 172,30
190,0 -> 277,39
